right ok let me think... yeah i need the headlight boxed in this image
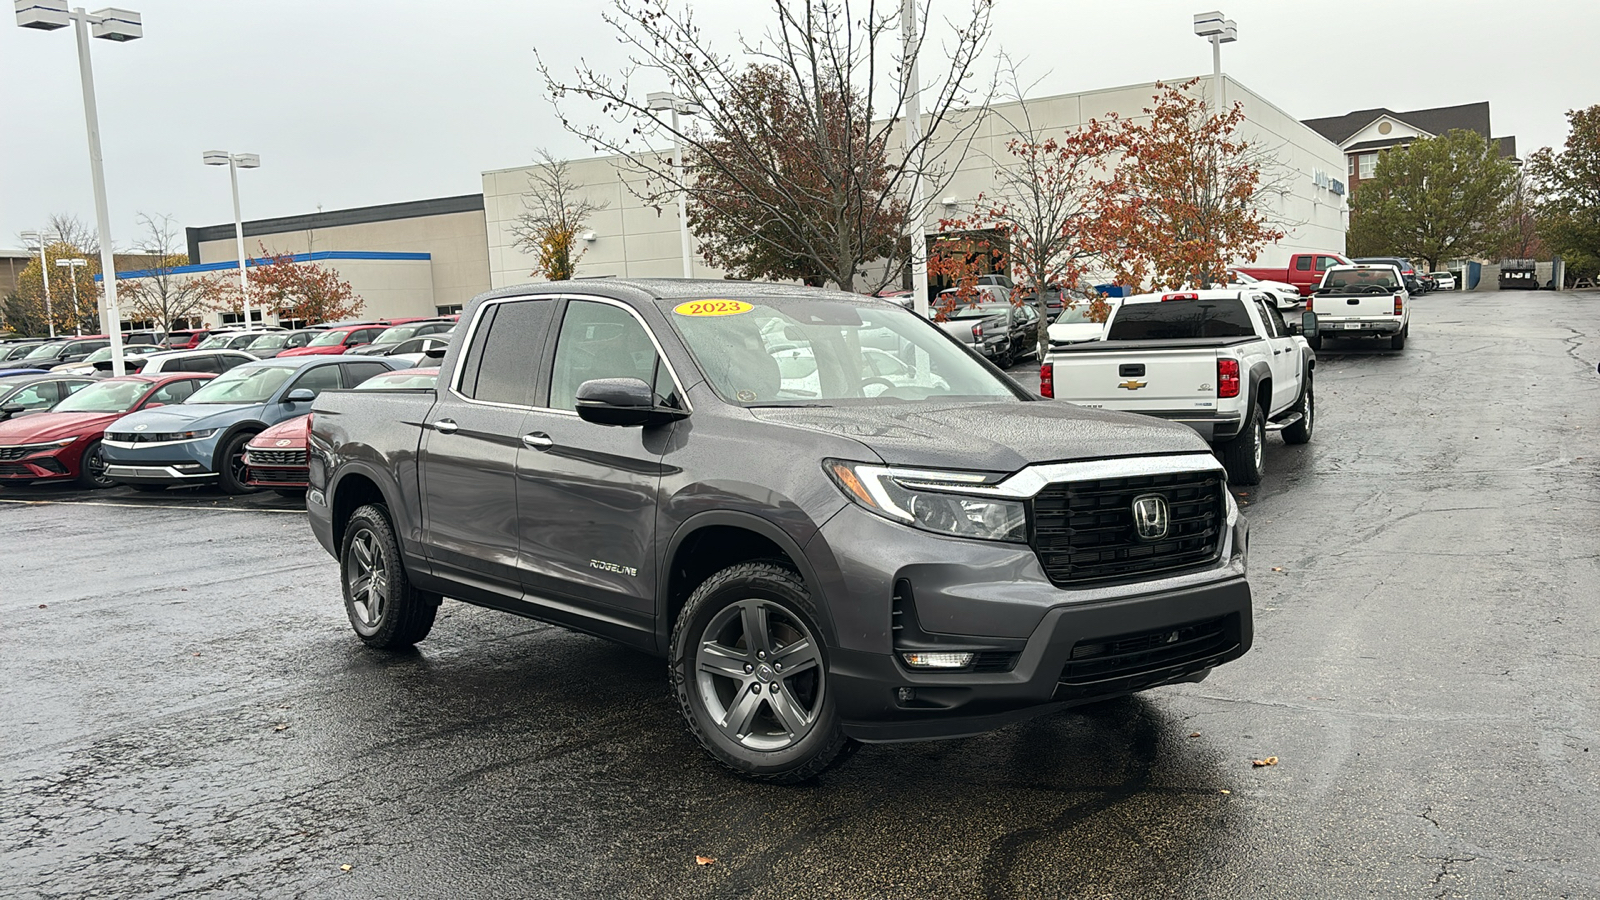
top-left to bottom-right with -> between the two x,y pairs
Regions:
824,460 -> 1027,543
172,428 -> 218,441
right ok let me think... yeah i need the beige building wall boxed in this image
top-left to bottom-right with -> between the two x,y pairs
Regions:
197,208 -> 489,311
482,75 -> 1347,290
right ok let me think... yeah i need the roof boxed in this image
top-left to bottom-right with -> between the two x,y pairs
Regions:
186,194 -> 484,263
1301,102 -> 1492,145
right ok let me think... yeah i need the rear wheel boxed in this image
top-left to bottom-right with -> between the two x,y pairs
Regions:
1282,379 -> 1314,445
341,504 -> 438,648
76,439 -> 114,489
1390,325 -> 1408,351
671,562 -> 856,783
1219,403 -> 1265,485
216,432 -> 258,495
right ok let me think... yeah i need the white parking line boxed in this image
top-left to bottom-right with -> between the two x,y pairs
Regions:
0,498 -> 304,514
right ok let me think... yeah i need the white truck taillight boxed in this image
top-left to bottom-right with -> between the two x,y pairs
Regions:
1040,363 -> 1054,398
972,323 -> 983,340
1218,357 -> 1241,398
1393,294 -> 1404,315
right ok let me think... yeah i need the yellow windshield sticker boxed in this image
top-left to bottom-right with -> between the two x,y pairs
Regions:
674,299 -> 753,317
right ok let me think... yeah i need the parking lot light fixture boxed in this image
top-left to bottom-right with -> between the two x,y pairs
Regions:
15,1 -> 144,375
55,257 -> 89,336
20,228 -> 58,338
1192,10 -> 1237,112
646,91 -> 700,279
204,150 -> 262,328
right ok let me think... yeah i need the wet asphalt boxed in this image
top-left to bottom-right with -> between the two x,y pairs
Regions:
2,290 -> 1597,899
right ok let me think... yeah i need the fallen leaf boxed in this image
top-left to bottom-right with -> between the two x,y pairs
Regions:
695,856 -> 716,866
1189,732 -> 1201,738
38,604 -> 47,609
1251,756 -> 1278,767
273,723 -> 289,732
340,864 -> 352,873
1219,789 -> 1231,795
180,587 -> 188,592
1270,567 -> 1284,572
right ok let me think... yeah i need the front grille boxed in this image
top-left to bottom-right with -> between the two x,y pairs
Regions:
1031,470 -> 1225,586
248,466 -> 307,485
0,463 -> 33,476
0,447 -> 33,461
1060,616 -> 1233,685
246,449 -> 306,466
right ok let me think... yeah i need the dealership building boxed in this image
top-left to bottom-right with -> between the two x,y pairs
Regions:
104,74 -> 1346,328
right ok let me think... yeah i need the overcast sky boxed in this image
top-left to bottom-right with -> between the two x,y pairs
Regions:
3,0 -> 1595,255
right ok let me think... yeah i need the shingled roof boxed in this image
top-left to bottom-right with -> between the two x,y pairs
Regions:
1302,102 -> 1492,145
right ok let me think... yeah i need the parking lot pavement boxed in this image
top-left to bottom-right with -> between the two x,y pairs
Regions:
3,291 -> 1597,899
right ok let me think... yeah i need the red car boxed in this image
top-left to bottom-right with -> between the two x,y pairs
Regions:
276,323 -> 388,357
243,414 -> 311,492
243,367 -> 438,492
0,372 -> 214,488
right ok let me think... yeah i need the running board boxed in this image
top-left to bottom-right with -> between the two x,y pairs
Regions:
1265,412 -> 1303,432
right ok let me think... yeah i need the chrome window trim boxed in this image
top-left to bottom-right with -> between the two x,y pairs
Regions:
889,453 -> 1226,500
448,293 -> 693,416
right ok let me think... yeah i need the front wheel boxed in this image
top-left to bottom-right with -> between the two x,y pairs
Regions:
216,432 -> 259,495
1218,403 -> 1265,485
341,504 -> 439,648
671,562 -> 856,783
76,439 -> 114,489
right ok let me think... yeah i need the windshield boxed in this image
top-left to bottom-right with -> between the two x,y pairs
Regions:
196,334 -> 234,349
1321,269 -> 1400,293
23,343 -> 66,360
307,330 -> 349,347
356,370 -> 438,390
667,296 -> 1021,406
369,324 -> 421,345
1106,299 -> 1255,340
81,347 -> 115,364
184,365 -> 295,404
247,334 -> 289,350
50,378 -> 150,413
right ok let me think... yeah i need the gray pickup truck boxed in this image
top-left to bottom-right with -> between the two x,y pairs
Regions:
307,280 -> 1253,782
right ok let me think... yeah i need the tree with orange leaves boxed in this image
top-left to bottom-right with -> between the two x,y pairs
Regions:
209,243 -> 363,325
1098,79 -> 1288,292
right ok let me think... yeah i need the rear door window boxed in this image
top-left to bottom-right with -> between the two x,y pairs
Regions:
1295,257 -> 1312,271
341,362 -> 391,388
287,364 -> 344,398
461,300 -> 556,406
216,354 -> 250,372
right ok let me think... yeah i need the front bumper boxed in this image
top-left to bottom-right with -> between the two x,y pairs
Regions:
807,493 -> 1251,743
0,445 -> 78,482
102,436 -> 221,484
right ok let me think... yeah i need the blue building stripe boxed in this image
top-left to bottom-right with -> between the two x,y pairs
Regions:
95,250 -> 431,281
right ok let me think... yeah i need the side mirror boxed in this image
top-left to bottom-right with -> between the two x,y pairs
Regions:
423,344 -> 448,359
1300,310 -> 1319,339
573,377 -> 686,427
0,403 -> 24,416
284,388 -> 316,403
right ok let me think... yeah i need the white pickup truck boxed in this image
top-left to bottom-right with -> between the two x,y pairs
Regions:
1043,289 -> 1319,484
1306,264 -> 1411,351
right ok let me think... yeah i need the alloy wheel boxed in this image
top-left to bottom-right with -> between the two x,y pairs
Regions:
346,528 -> 388,628
85,444 -> 112,487
695,598 -> 824,752
1253,419 -> 1264,470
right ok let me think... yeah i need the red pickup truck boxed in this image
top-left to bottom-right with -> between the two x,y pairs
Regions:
1237,252 -> 1352,296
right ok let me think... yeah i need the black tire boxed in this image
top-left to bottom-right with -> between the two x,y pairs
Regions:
76,439 -> 114,489
994,343 -> 1014,369
129,483 -> 167,493
216,432 -> 259,495
1282,378 -> 1313,445
1219,402 -> 1266,485
340,503 -> 439,649
671,561 -> 856,783
1390,325 -> 1407,351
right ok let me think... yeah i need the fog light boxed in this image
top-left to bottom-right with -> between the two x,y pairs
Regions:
901,651 -> 975,669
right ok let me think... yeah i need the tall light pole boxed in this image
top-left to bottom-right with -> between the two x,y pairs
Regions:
19,229 -> 57,338
646,91 -> 701,279
902,0 -> 930,317
17,1 -> 143,376
55,257 -> 88,336
1192,11 -> 1237,114
202,150 -> 262,327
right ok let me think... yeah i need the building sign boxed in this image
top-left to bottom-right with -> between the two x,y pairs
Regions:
1313,170 -> 1346,196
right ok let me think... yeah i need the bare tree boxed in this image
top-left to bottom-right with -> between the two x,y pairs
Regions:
540,0 -> 995,292
511,149 -> 608,281
121,213 -> 215,333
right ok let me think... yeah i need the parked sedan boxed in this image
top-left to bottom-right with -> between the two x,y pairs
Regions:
1432,271 -> 1458,291
0,337 -> 109,371
1046,298 -> 1121,347
0,373 -> 97,422
1226,270 -> 1301,309
243,368 -> 440,492
0,373 -> 214,488
102,355 -> 407,493
239,329 -> 320,358
0,341 -> 49,362
276,324 -> 388,357
349,319 -> 457,355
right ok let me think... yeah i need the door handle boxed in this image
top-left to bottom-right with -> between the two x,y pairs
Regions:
432,419 -> 458,434
523,432 -> 554,451
1273,350 -> 1283,355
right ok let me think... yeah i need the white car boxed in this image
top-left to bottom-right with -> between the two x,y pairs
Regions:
55,347 -> 259,376
1431,271 -> 1457,291
1227,270 -> 1302,309
772,345 -> 949,399
1046,299 -> 1120,346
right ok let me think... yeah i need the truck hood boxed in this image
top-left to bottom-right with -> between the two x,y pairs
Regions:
749,399 -> 1209,472
0,411 -> 119,444
109,403 -> 263,435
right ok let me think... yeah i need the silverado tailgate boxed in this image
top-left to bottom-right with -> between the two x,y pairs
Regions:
1050,340 -> 1229,415
1315,292 -> 1396,320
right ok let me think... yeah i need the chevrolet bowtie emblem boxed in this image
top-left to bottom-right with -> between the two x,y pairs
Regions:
1118,380 -> 1148,390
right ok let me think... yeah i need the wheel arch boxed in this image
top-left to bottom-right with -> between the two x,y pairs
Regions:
657,511 -> 836,654
328,462 -> 403,554
210,421 -> 267,473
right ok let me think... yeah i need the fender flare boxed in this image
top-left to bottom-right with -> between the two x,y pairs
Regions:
656,509 -> 837,652
1246,362 -> 1272,415
210,421 -> 267,473
326,459 -> 408,548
